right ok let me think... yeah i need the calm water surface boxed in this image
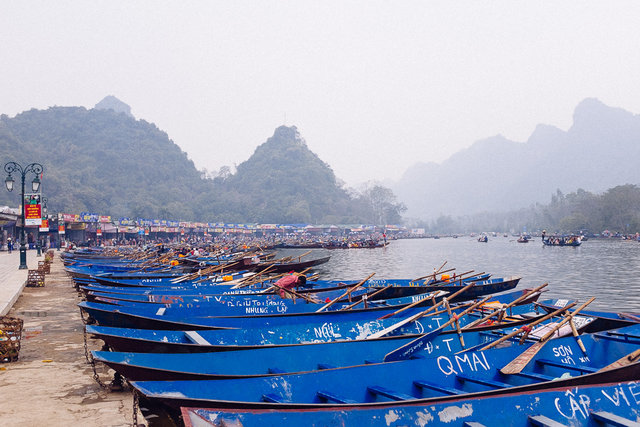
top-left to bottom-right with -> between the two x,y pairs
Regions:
278,237 -> 640,312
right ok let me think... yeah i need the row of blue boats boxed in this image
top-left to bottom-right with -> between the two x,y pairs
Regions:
66,246 -> 640,426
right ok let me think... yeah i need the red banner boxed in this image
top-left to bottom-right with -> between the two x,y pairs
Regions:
25,204 -> 42,226
25,204 -> 41,219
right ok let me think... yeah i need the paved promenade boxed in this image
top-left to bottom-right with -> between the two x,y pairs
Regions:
0,249 -> 35,316
0,251 -> 134,425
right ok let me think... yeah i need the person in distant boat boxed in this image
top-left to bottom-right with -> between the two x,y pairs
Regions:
542,230 -> 546,242
274,273 -> 307,298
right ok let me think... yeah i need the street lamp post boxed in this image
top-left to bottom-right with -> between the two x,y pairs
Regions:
4,162 -> 43,270
38,197 -> 48,255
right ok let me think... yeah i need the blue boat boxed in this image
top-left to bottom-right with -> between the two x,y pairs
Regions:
86,298 -> 554,354
130,324 -> 640,413
87,275 -> 499,307
78,290 -> 448,330
90,309 -> 609,380
80,278 -> 362,301
78,278 -> 520,330
181,381 -> 640,427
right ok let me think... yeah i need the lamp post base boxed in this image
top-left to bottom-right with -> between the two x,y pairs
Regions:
19,247 -> 27,269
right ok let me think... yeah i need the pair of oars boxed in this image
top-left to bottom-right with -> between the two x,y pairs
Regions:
497,297 -> 595,375
368,284 -> 476,340
462,283 -> 549,330
382,295 -> 493,362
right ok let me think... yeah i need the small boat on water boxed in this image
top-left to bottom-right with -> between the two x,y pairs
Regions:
478,235 -> 488,243
543,236 -> 581,247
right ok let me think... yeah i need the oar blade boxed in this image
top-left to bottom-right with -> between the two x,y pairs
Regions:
500,341 -> 543,375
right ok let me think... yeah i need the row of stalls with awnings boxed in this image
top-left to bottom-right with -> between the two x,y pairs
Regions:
0,208 -> 405,248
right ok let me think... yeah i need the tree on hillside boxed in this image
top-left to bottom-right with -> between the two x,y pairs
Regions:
358,184 -> 407,225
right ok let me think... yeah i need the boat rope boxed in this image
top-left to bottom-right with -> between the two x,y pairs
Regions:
132,390 -> 140,427
82,326 -> 111,390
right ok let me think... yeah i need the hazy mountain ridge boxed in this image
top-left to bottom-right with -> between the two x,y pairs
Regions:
0,105 -> 207,219
0,103 -> 380,223
221,126 -> 363,223
395,98 -> 640,219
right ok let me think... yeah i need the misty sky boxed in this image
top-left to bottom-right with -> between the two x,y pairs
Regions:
2,1 -> 640,186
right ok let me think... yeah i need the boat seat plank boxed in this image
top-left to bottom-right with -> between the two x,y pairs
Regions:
590,411 -> 640,427
261,393 -> 284,403
594,332 -> 640,344
599,331 -> 640,340
528,415 -> 567,426
413,380 -> 462,396
508,371 -> 554,382
184,331 -> 210,345
316,390 -> 357,404
535,358 -> 598,373
456,373 -> 511,389
366,385 -> 415,401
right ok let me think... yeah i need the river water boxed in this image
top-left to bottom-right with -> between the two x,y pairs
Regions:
278,237 -> 640,312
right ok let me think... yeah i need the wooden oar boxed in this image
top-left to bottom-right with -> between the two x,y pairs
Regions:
619,313 -> 640,322
378,283 -> 474,320
569,317 -> 587,354
426,269 -> 473,286
340,285 -> 392,310
265,279 -> 319,304
455,271 -> 486,286
462,283 -> 549,330
383,296 -> 492,362
255,268 -> 313,293
295,250 -> 312,261
435,260 -> 447,274
444,298 -> 465,348
411,267 -> 455,283
365,292 -> 460,339
480,302 -> 577,351
231,264 -> 276,288
315,273 -> 375,312
500,297 -> 595,375
598,348 -> 640,372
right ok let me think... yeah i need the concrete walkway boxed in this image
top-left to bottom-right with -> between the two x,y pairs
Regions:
0,249 -> 42,316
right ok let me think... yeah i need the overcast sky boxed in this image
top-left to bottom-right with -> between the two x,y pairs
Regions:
2,1 -> 640,186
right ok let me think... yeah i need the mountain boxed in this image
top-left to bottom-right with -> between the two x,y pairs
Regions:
395,98 -> 640,219
0,106 -> 208,220
212,126 -> 364,224
94,96 -> 134,118
0,103 -> 370,223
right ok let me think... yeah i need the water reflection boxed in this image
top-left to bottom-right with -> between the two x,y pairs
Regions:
277,237 -> 640,311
